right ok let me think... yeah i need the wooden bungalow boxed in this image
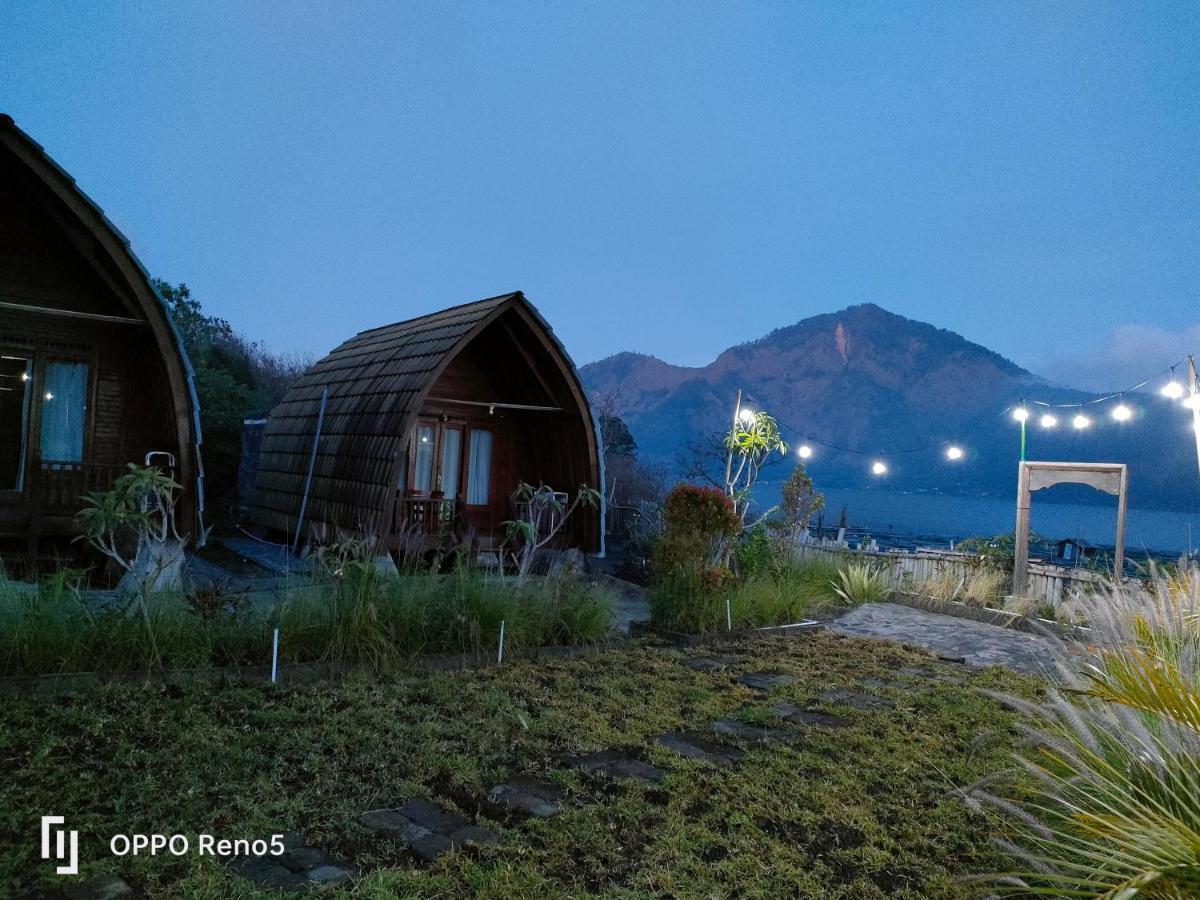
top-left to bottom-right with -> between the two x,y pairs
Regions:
250,292 -> 603,555
0,115 -> 203,551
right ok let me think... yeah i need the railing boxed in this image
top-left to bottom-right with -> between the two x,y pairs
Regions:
35,460 -> 126,517
395,496 -> 460,535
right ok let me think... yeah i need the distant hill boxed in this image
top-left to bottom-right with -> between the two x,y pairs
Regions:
581,304 -> 1200,512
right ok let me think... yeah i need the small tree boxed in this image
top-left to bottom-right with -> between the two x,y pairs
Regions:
723,408 -> 787,526
779,465 -> 824,544
77,464 -> 184,578
503,482 -> 601,582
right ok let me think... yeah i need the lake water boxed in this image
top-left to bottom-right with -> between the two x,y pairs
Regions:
810,488 -> 1200,556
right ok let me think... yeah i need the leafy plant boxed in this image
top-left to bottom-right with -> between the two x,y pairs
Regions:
76,464 -> 184,572
779,464 -> 824,542
831,562 -> 889,605
723,407 -> 787,526
503,482 -> 601,582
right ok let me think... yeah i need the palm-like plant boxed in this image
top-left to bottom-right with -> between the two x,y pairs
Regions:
830,562 -> 889,605
972,564 -> 1200,897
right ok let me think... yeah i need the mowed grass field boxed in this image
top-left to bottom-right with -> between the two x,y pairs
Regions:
0,632 -> 1038,899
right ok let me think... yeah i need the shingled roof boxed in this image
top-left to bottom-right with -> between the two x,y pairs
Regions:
251,291 -> 587,537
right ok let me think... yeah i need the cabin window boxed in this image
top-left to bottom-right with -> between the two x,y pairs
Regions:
467,429 -> 492,505
412,424 -> 435,492
439,427 -> 462,497
0,354 -> 33,490
40,360 -> 89,463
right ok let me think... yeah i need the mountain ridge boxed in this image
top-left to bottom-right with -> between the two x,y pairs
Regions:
581,304 -> 1199,511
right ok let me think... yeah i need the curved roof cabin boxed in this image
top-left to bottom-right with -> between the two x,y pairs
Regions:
251,292 -> 602,553
0,115 -> 203,549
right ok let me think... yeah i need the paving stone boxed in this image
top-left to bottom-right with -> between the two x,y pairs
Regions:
894,666 -> 936,678
282,845 -> 334,870
230,858 -> 308,890
769,702 -> 852,729
861,676 -> 890,689
657,730 -> 743,765
362,797 -> 497,861
489,778 -> 564,818
735,672 -> 798,692
395,798 -> 470,834
572,750 -> 666,784
817,688 -> 895,711
711,718 -> 795,742
681,655 -> 739,673
307,864 -> 356,884
66,875 -> 133,899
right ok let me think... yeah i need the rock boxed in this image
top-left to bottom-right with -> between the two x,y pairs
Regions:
657,731 -> 742,765
816,688 -> 895,711
572,750 -> 665,784
735,672 -> 798,693
66,875 -> 133,899
307,864 -> 356,884
681,655 -> 739,673
489,778 -> 564,818
710,718 -> 794,742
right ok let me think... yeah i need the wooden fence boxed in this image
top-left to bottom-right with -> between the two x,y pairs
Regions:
789,539 -> 1105,607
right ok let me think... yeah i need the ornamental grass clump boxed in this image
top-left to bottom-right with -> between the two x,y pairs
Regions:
971,563 -> 1200,896
831,562 -> 890,605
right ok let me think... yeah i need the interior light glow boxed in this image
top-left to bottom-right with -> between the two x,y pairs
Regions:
1039,413 -> 1058,428
44,392 -> 53,400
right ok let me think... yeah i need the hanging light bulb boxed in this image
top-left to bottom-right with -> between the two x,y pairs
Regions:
797,444 -> 813,459
1111,402 -> 1132,422
871,460 -> 888,475
1012,406 -> 1030,423
1072,412 -> 1091,429
737,407 -> 755,425
1162,367 -> 1185,399
945,445 -> 963,460
1039,413 -> 1058,428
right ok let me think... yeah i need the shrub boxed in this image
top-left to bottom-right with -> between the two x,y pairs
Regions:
831,563 -> 889,605
653,484 -> 739,575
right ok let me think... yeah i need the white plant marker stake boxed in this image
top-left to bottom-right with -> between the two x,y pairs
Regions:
726,597 -> 733,631
271,627 -> 280,684
498,620 -> 506,664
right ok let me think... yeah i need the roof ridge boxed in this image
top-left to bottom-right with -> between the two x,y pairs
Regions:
354,291 -> 523,337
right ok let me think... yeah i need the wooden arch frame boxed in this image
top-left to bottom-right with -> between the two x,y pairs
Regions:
1013,461 -> 1127,597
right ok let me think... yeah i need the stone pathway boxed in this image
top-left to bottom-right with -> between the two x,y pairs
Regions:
361,798 -> 500,861
657,731 -> 744,766
829,602 -> 1059,676
734,672 -> 798,693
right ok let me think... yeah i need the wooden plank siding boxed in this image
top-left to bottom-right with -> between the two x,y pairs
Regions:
251,292 -> 603,551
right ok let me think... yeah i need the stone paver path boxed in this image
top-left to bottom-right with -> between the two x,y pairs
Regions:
711,717 -> 796,743
829,602 -> 1058,676
816,687 -> 896,711
681,654 -> 741,673
488,776 -> 565,818
361,799 -> 500,861
769,702 -> 852,729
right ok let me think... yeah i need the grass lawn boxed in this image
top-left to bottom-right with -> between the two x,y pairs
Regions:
0,632 -> 1037,898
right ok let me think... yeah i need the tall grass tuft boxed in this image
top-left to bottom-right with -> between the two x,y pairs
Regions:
831,563 -> 889,605
972,563 -> 1200,896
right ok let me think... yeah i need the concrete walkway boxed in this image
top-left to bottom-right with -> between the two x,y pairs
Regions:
829,602 -> 1060,677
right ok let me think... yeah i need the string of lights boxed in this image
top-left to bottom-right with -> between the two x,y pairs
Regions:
736,353 -> 1198,477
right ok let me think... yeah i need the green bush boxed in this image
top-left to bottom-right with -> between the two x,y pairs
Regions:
831,563 -> 890,605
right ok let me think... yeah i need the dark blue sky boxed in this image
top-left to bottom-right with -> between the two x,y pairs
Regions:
2,2 -> 1196,388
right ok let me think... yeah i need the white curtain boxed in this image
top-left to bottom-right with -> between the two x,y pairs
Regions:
40,361 -> 88,463
467,429 -> 492,505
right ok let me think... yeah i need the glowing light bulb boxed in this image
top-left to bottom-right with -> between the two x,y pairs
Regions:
1039,413 -> 1058,428
1012,407 -> 1029,423
1072,413 -> 1091,430
20,372 -> 28,382
737,408 -> 755,425
1162,380 -> 1185,399
797,444 -> 813,459
44,392 -> 53,400
871,461 -> 888,475
1111,403 -> 1132,422
946,446 -> 963,460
